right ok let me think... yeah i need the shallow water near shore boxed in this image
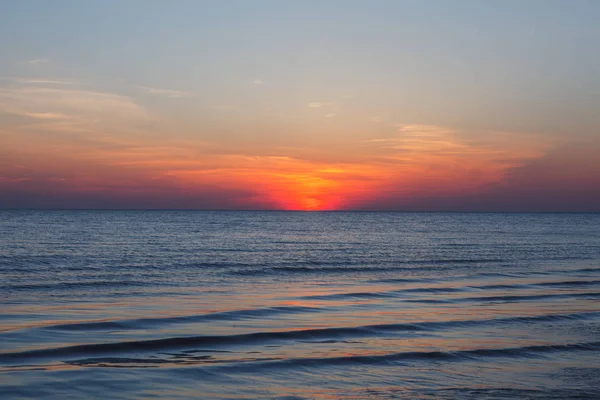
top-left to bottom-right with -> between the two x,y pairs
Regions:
1,211 -> 600,399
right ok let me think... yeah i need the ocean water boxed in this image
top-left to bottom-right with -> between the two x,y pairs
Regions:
1,211 -> 599,399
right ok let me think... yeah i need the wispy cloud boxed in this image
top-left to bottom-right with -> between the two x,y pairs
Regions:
24,112 -> 71,120
308,102 -> 332,108
252,79 -> 264,85
362,138 -> 390,143
139,85 -> 190,98
354,124 -> 551,202
367,124 -> 547,172
25,58 -> 49,65
0,77 -> 78,85
0,80 -> 152,136
325,113 -> 336,118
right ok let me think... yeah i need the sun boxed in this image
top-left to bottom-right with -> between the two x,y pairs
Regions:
267,173 -> 342,211
300,197 -> 323,211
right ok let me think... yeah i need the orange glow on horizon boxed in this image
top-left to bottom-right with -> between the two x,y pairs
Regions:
0,120 -> 555,210
163,161 -> 385,211
266,172 -> 347,211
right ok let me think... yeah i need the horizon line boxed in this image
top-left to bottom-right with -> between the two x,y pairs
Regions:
1,209 -> 599,214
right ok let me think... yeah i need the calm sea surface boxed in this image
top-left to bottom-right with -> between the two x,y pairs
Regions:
1,211 -> 599,399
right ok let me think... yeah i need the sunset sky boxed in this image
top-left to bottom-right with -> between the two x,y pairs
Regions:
1,0 -> 599,211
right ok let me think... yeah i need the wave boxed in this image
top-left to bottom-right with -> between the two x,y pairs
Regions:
222,341 -> 600,370
6,257 -> 596,282
473,280 -> 594,288
370,277 -> 428,284
299,282 -> 600,301
469,283 -> 534,290
571,267 -> 600,274
226,258 -> 512,276
21,287 -> 596,333
450,280 -> 600,291
55,341 -> 600,370
158,258 -> 508,274
229,266 -> 364,276
228,264 -> 499,277
402,291 -> 600,304
401,287 -> 467,294
536,280 -> 600,287
37,306 -> 321,332
3,280 -> 154,291
2,311 -> 598,364
299,287 -> 470,301
300,291 -> 396,300
426,387 -> 600,400
373,269 -> 600,285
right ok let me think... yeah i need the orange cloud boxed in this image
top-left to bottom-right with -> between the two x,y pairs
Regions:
159,155 -> 387,211
0,81 -> 552,211
140,125 -> 548,211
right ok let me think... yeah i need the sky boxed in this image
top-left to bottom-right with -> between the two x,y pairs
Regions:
1,0 -> 599,211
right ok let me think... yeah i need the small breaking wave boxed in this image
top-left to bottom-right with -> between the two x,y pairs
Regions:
2,311 -> 597,365
39,306 -> 321,332
56,341 -> 600,370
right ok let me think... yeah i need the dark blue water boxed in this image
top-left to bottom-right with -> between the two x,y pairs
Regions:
1,211 -> 600,399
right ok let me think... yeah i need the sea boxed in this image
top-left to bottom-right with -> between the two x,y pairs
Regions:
1,211 -> 599,399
